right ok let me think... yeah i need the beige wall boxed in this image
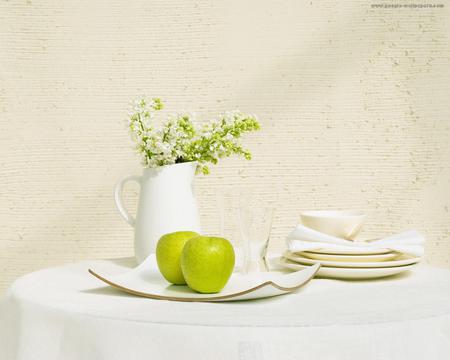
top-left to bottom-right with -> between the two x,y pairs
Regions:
1,0 -> 449,293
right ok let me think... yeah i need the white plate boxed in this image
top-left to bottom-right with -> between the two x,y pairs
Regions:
89,254 -> 320,302
278,257 -> 418,280
306,247 -> 391,255
284,252 -> 420,268
299,251 -> 398,262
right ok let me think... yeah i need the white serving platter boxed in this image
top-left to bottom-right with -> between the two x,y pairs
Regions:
89,254 -> 320,302
284,251 -> 420,269
277,257 -> 418,280
298,251 -> 398,262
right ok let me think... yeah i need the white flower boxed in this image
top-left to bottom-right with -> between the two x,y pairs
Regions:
128,97 -> 259,169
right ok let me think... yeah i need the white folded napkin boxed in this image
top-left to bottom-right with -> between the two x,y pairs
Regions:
286,225 -> 425,257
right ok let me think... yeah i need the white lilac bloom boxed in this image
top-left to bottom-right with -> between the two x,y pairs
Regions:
127,97 -> 260,174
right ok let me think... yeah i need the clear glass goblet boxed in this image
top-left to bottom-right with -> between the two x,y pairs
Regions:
217,188 -> 275,274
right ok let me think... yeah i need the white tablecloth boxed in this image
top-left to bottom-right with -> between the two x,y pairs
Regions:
1,258 -> 450,360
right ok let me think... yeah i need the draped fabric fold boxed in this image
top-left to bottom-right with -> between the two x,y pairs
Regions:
287,225 -> 425,257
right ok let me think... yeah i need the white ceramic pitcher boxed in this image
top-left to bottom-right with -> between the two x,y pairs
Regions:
114,161 -> 201,264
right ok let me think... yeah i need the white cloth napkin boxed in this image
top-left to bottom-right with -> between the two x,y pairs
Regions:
286,225 -> 425,257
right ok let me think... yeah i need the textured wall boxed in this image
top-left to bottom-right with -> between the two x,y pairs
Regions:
1,0 -> 449,293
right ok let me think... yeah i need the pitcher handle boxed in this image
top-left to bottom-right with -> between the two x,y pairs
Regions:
114,175 -> 141,227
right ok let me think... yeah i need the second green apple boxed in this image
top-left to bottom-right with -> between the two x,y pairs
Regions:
181,236 -> 235,294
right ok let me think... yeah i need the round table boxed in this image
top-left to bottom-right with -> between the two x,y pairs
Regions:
1,259 -> 450,360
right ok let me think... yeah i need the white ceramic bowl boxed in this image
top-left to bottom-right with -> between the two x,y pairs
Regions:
300,210 -> 366,240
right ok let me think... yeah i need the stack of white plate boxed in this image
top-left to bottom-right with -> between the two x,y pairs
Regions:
278,247 -> 421,280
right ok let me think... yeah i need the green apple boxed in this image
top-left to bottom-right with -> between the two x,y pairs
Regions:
156,231 -> 199,285
181,236 -> 235,294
